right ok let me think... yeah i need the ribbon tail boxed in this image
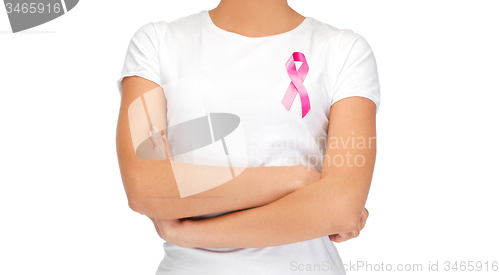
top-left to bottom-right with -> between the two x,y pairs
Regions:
300,95 -> 311,118
281,82 -> 297,110
292,77 -> 311,118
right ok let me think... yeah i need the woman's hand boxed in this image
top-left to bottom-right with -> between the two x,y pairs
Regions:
148,216 -> 186,246
147,137 -> 364,246
300,167 -> 370,244
150,208 -> 369,248
329,207 -> 369,243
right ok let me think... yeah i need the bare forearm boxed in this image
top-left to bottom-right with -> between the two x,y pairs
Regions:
117,77 -> 315,220
126,159 -> 307,220
177,175 -> 366,248
170,98 -> 377,248
117,87 -> 310,220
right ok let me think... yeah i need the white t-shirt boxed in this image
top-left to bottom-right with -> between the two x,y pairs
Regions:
117,9 -> 380,275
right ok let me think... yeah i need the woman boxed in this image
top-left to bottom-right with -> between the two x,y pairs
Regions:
116,0 -> 380,274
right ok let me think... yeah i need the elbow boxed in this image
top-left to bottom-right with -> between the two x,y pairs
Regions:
126,186 -> 147,215
127,195 -> 160,217
328,207 -> 364,233
122,175 -> 152,216
123,175 -> 148,214
121,170 -> 179,219
128,197 -> 145,214
126,186 -> 153,216
130,199 -> 179,220
338,217 -> 360,233
126,187 -> 178,220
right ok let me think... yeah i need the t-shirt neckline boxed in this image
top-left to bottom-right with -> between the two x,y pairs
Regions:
202,9 -> 311,41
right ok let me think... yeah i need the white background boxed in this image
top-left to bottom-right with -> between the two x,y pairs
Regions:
1,1 -> 499,274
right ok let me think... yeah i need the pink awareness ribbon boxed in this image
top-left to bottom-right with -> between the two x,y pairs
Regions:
281,52 -> 311,118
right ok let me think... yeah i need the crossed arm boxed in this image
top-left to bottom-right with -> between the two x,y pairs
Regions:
116,76 -> 376,248
154,90 -> 376,248
116,76 -> 321,220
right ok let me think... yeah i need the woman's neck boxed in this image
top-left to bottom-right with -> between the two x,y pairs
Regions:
209,0 -> 306,38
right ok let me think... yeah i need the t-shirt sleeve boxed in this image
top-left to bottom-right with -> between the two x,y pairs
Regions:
330,30 -> 381,113
116,22 -> 162,96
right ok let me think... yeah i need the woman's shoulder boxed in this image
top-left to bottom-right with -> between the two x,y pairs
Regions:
138,10 -> 204,39
307,17 -> 366,45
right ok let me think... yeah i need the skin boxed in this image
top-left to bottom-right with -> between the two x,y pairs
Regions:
156,1 -> 375,246
146,107 -> 370,244
154,95 -> 375,248
126,86 -> 310,199
117,77 -> 322,219
207,0 -> 306,38
117,0 -> 374,246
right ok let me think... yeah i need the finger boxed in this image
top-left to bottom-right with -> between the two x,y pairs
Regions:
332,232 -> 350,243
148,216 -> 168,241
330,233 -> 348,243
329,234 -> 342,243
360,209 -> 369,231
359,215 -> 367,231
358,212 -> 365,231
154,218 -> 170,241
339,231 -> 352,239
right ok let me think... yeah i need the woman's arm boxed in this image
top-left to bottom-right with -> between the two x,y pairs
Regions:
117,76 -> 319,220
160,96 -> 377,248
